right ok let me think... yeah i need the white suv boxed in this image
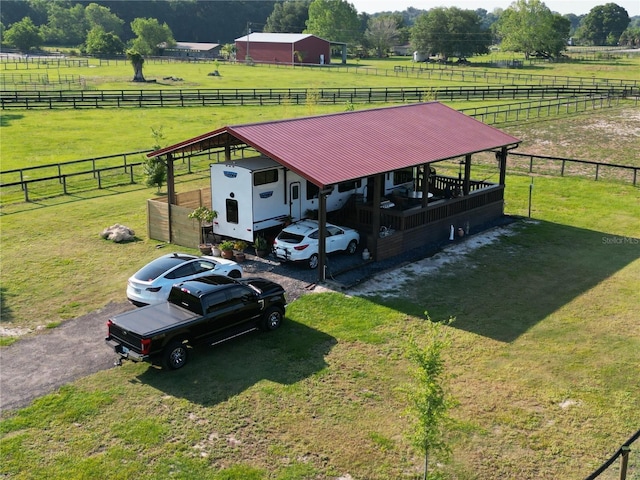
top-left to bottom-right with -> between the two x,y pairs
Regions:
273,220 -> 360,269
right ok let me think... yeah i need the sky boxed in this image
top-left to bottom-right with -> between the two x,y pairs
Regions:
350,0 -> 640,17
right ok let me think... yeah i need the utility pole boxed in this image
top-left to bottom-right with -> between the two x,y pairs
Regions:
246,22 -> 251,63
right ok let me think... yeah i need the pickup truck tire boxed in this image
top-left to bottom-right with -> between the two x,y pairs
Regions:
162,340 -> 189,370
261,306 -> 284,331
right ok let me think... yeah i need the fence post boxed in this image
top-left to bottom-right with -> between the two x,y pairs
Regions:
97,169 -> 102,189
595,164 -> 600,181
619,445 -> 630,480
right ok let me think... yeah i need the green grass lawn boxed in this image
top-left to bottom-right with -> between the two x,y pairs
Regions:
1,56 -> 639,479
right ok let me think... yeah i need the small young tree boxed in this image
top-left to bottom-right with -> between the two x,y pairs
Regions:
405,314 -> 456,480
143,127 -> 166,192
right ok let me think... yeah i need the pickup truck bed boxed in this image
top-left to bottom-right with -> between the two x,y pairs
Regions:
108,302 -> 198,337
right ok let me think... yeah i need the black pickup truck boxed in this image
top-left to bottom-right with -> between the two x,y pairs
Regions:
105,275 -> 287,369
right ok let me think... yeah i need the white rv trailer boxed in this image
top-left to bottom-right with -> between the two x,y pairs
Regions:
210,156 -> 415,242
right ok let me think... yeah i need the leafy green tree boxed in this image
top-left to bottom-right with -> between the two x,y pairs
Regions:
386,12 -> 410,45
305,0 -> 361,44
365,15 -> 399,57
411,7 -> 491,61
619,26 -> 640,46
126,48 -> 146,82
494,0 -> 569,59
405,316 -> 456,480
85,3 -> 124,36
40,2 -> 87,45
576,3 -> 630,46
265,0 -> 310,33
130,17 -> 175,55
84,26 -> 124,55
4,17 -> 42,52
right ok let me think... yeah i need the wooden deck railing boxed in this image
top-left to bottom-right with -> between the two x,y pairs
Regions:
352,179 -> 503,235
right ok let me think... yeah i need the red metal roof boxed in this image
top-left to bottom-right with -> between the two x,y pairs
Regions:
149,102 -> 520,188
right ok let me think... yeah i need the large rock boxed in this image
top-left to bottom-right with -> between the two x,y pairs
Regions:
101,224 -> 135,243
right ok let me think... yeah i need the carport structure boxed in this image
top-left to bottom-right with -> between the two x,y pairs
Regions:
148,102 -> 520,282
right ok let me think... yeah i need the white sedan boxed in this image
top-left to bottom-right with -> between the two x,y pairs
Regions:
273,220 -> 360,269
126,252 -> 242,306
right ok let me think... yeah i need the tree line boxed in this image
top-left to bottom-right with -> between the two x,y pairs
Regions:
1,0 -> 638,62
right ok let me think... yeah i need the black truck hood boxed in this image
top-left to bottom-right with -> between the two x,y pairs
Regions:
241,277 -> 285,296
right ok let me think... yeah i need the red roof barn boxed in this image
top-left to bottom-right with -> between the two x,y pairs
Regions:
235,33 -> 331,65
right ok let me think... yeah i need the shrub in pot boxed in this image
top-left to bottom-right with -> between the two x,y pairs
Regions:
218,240 -> 235,259
254,235 -> 269,257
188,206 -> 218,252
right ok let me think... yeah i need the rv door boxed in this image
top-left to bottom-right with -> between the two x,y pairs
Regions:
289,182 -> 301,221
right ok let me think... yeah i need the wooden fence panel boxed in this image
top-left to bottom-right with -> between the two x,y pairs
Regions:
170,204 -> 200,248
147,188 -> 212,245
147,198 -> 169,242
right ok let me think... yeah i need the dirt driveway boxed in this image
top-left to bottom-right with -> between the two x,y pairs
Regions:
0,223 -> 516,412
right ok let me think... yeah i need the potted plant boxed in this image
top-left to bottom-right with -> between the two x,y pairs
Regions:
218,240 -> 235,259
253,235 -> 269,257
233,240 -> 248,262
188,206 -> 218,254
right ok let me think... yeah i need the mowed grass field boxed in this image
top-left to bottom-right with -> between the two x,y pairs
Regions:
0,56 -> 639,479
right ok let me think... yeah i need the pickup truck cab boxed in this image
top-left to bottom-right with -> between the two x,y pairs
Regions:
106,275 -> 286,369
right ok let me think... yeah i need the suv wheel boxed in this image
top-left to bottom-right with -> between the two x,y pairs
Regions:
346,240 -> 357,255
308,254 -> 319,269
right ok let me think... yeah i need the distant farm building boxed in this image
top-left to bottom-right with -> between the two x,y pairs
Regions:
235,33 -> 339,65
162,42 -> 221,59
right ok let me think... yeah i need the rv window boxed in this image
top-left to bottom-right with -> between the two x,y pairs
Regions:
291,184 -> 299,200
338,179 -> 360,192
393,168 -> 413,186
226,199 -> 238,224
306,181 -> 319,200
254,169 -> 278,186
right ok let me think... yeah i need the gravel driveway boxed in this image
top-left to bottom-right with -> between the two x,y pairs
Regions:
0,253 -> 360,412
0,219 -> 515,412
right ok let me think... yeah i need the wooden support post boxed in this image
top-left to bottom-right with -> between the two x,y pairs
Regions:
166,153 -> 175,243
371,174 -> 383,260
498,147 -> 507,186
463,154 -> 471,195
318,189 -> 328,283
421,164 -> 430,208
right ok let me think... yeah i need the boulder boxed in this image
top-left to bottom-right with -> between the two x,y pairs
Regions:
101,224 -> 135,243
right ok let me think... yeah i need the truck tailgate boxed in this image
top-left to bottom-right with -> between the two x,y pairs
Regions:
110,302 -> 199,337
